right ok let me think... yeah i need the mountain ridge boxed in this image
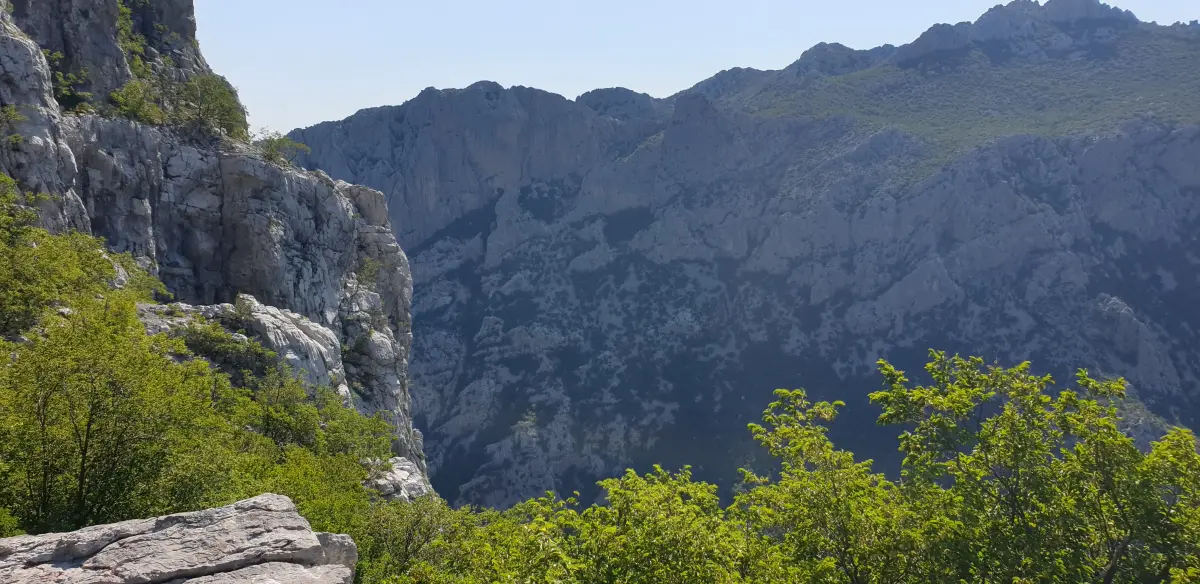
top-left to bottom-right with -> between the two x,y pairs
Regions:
290,0 -> 1200,507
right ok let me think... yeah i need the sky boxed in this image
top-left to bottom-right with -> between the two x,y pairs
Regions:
194,0 -> 1197,133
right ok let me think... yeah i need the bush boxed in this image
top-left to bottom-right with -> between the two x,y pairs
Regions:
110,79 -> 165,124
254,130 -> 311,166
42,51 -> 93,114
0,296 -> 232,532
180,321 -> 278,387
0,507 -> 20,537
357,257 -> 382,287
0,173 -> 156,337
1,105 -> 25,147
172,74 -> 250,139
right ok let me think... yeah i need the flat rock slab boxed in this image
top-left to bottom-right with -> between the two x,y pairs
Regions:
0,494 -> 355,584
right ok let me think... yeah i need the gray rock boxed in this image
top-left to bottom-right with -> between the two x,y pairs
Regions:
367,457 -> 435,502
8,0 -> 211,106
0,494 -> 355,584
138,295 -> 352,399
0,1 -> 429,485
291,3 -> 1200,508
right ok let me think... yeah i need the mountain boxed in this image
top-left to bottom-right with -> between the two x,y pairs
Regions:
0,0 -> 429,495
290,0 -> 1200,507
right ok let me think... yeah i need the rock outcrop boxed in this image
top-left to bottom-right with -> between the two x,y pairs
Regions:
368,457 -> 436,503
0,0 -> 429,488
290,0 -> 1200,507
0,494 -> 355,584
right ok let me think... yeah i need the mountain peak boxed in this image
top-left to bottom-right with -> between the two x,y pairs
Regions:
892,0 -> 1141,65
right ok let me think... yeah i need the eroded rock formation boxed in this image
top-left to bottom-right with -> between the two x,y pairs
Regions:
0,0 -> 429,487
0,494 -> 356,584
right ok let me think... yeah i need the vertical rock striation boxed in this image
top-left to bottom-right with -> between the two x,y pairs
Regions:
0,0 -> 429,488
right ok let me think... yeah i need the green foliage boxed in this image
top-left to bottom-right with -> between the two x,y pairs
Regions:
0,105 -> 25,147
116,0 -> 150,78
732,28 -> 1200,183
110,79 -> 165,124
0,507 -> 21,537
254,130 -> 311,166
42,50 -> 93,114
335,351 -> 1200,584
0,173 -> 155,337
867,352 -> 1200,583
0,296 -> 229,532
353,495 -> 474,582
172,74 -> 250,139
180,321 -> 278,386
357,256 -> 382,288
110,71 -> 250,141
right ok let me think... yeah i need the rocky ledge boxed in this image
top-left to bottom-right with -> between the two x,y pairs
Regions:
0,494 -> 356,584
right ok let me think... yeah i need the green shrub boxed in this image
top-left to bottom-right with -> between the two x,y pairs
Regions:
1,105 -> 25,147
0,173 -> 157,337
42,51 -> 93,114
172,74 -> 250,139
180,321 -> 278,387
110,79 -> 165,124
357,257 -> 382,287
254,130 -> 311,166
116,0 -> 150,78
0,507 -> 21,537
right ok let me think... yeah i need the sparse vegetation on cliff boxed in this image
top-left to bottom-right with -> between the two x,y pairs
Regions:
255,130 -> 311,166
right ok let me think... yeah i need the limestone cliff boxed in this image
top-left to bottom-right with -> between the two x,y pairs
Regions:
0,0 -> 429,492
291,0 -> 1200,506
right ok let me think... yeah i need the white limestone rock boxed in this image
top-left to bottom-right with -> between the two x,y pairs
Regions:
0,494 -> 355,584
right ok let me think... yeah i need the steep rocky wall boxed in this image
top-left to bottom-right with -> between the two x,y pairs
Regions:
0,0 -> 429,484
0,494 -> 356,584
291,1 -> 1200,507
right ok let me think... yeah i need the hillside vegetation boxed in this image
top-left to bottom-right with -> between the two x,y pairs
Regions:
734,25 -> 1200,173
2,172 -> 1200,583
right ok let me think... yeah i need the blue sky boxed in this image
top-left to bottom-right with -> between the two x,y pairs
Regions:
194,0 -> 1196,133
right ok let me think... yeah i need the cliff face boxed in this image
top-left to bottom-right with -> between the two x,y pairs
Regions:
0,0 -> 429,490
291,0 -> 1200,506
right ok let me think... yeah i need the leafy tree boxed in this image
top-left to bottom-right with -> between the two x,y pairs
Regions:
254,130 -> 311,166
0,295 -> 231,532
173,74 -> 250,139
355,495 -> 473,581
736,390 -> 920,583
0,173 -> 155,337
568,466 -> 786,584
870,351 -> 1200,583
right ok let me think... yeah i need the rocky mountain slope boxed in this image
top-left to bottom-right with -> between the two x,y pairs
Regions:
291,0 -> 1200,507
0,0 -> 429,494
0,494 -> 356,583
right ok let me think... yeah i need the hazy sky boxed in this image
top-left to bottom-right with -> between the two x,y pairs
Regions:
194,1 -> 1196,133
